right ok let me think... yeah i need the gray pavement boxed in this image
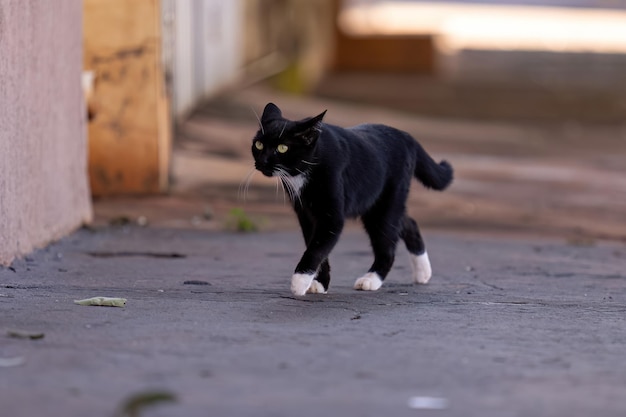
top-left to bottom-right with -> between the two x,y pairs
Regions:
2,225 -> 625,417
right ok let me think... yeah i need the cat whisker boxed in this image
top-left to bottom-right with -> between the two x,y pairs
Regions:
274,169 -> 287,204
275,169 -> 289,198
276,168 -> 291,199
251,107 -> 264,135
276,172 -> 287,204
301,160 -> 318,166
239,168 -> 256,202
279,121 -> 287,138
279,170 -> 303,207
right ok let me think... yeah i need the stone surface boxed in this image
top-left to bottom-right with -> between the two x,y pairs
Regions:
1,225 -> 625,417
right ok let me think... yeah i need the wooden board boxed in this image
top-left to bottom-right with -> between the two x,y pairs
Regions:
333,33 -> 435,74
84,0 -> 170,196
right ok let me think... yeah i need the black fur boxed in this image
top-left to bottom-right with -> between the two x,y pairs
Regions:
252,103 -> 453,292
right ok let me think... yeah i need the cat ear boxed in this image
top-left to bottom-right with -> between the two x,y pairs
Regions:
261,103 -> 282,122
311,110 -> 327,126
296,110 -> 327,145
297,110 -> 326,130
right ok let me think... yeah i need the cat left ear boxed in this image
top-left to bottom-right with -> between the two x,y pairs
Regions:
296,110 -> 326,145
261,103 -> 282,123
311,110 -> 327,126
302,110 -> 327,130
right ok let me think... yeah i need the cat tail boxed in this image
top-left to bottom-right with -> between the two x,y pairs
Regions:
414,142 -> 453,191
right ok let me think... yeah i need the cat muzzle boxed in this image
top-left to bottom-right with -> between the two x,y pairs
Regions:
255,164 -> 275,177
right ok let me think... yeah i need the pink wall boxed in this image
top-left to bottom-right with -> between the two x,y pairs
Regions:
0,0 -> 92,265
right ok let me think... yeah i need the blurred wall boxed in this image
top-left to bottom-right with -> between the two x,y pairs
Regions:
242,0 -> 335,92
162,0 -> 242,118
84,0 -> 171,196
161,0 -> 335,116
0,0 -> 92,265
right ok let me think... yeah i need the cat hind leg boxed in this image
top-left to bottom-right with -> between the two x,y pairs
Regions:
401,216 -> 432,284
409,252 -> 432,284
355,203 -> 403,291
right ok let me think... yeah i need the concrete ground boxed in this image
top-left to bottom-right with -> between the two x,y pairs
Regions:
2,85 -> 626,416
2,227 -> 625,417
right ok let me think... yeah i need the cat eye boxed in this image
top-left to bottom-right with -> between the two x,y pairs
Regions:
277,144 -> 289,153
254,141 -> 264,150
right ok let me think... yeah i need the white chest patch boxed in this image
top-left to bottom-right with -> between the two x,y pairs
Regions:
286,174 -> 307,196
276,172 -> 308,202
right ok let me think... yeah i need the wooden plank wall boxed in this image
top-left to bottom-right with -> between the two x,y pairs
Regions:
84,0 -> 171,196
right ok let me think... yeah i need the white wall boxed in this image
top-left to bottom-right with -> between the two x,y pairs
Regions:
0,0 -> 92,265
162,0 -> 243,118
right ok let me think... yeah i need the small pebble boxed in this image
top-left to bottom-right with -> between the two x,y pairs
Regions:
0,357 -> 25,367
408,396 -> 449,410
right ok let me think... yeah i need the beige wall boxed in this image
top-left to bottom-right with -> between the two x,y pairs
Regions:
0,0 -> 92,265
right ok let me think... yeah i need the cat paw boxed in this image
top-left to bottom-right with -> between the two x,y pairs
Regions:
354,272 -> 383,291
291,273 -> 316,296
410,252 -> 432,284
307,280 -> 327,294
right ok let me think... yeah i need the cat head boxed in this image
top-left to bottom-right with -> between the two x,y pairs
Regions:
252,103 -> 326,177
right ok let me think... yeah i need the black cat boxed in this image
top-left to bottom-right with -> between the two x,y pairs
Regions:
251,103 -> 453,295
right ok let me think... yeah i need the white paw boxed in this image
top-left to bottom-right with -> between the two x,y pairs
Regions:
410,252 -> 432,284
307,280 -> 327,294
353,272 -> 383,291
291,273 -> 315,296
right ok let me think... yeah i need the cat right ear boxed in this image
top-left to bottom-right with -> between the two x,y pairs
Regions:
261,103 -> 282,122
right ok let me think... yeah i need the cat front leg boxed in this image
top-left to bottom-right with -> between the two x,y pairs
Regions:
354,272 -> 384,291
291,272 -> 317,296
291,217 -> 343,296
301,259 -> 330,294
292,205 -> 330,294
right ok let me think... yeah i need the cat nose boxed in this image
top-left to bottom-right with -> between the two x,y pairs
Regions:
255,162 -> 274,177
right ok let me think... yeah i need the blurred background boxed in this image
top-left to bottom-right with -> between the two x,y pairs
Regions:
2,0 -> 626,264
84,0 -> 626,241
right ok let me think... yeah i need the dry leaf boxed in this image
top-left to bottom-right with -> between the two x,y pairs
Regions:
74,297 -> 127,307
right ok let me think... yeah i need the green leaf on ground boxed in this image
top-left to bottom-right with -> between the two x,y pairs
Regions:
7,330 -> 45,340
115,390 -> 177,417
227,208 -> 259,232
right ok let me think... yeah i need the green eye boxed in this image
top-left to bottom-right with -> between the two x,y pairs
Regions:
254,141 -> 264,150
277,144 -> 288,153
